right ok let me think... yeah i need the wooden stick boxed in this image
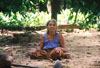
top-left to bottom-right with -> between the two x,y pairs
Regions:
12,63 -> 45,68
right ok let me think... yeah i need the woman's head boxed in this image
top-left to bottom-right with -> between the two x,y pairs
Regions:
46,19 -> 57,34
46,19 -> 57,27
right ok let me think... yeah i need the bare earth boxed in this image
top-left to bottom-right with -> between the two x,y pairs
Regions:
0,29 -> 100,68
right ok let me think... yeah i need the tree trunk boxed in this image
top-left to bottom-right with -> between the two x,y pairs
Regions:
64,0 -> 66,10
51,0 -> 62,20
73,10 -> 78,25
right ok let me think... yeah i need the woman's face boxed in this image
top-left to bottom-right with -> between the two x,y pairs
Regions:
47,21 -> 57,32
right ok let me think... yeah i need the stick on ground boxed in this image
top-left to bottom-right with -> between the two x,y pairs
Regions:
12,63 -> 45,68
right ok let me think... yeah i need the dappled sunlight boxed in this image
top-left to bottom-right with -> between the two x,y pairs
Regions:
0,0 -> 100,68
0,29 -> 100,68
76,31 -> 92,37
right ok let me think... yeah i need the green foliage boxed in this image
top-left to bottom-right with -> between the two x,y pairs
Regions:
39,0 -> 45,2
0,6 -> 100,31
63,0 -> 100,30
0,11 -> 50,30
0,0 -> 47,13
0,0 -> 100,31
98,23 -> 100,30
66,0 -> 100,15
58,9 -> 100,30
21,11 -> 50,27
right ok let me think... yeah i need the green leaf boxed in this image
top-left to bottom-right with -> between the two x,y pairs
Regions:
68,15 -> 73,20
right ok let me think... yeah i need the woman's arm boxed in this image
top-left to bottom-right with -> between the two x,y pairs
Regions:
59,33 -> 66,52
39,35 -> 45,50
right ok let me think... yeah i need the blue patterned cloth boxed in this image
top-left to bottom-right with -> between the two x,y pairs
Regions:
43,33 -> 61,49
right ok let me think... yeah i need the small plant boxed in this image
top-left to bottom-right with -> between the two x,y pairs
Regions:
87,52 -> 91,54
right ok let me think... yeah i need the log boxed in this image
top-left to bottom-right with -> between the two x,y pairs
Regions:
57,25 -> 79,29
39,25 -> 79,30
12,64 -> 45,68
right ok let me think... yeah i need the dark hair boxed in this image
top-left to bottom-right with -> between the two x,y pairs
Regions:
46,19 -> 57,34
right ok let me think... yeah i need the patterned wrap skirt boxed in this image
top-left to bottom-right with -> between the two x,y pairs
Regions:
29,48 -> 71,60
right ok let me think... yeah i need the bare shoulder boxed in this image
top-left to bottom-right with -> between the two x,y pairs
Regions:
59,33 -> 63,37
41,34 -> 44,37
40,34 -> 45,39
58,33 -> 64,39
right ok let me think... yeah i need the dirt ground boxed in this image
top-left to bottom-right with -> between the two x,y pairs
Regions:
0,29 -> 100,68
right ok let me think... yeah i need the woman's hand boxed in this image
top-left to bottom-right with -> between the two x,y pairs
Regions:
29,47 -> 41,57
54,47 -> 62,53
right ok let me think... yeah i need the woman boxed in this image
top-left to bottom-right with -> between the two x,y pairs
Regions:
29,19 -> 71,60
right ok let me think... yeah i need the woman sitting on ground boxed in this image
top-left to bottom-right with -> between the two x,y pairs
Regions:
29,19 -> 71,60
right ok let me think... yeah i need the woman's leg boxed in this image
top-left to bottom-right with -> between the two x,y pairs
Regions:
29,49 -> 50,59
63,53 -> 72,59
50,49 -> 64,60
29,48 -> 38,59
